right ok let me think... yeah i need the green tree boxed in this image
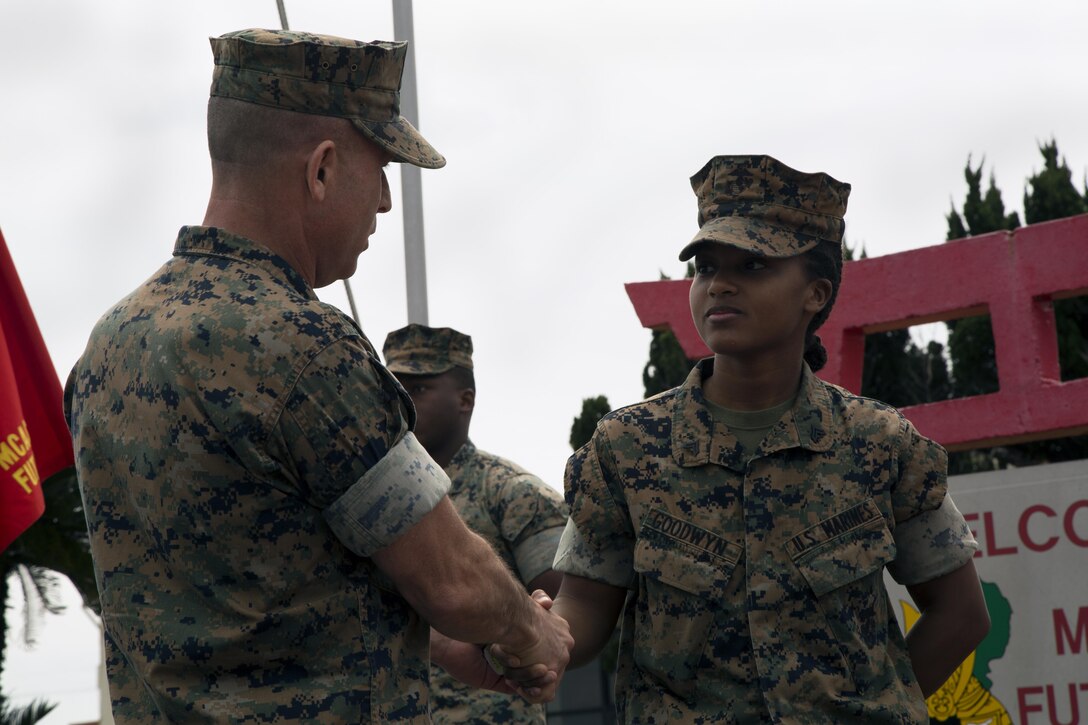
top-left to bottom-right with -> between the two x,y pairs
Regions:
1,467 -> 97,709
642,267 -> 698,399
922,340 -> 953,403
1024,139 -> 1088,224
570,395 -> 612,451
861,330 -> 952,408
951,156 -> 1021,238
642,329 -> 692,398
0,699 -> 56,725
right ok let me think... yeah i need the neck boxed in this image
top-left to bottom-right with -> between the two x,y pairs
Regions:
203,171 -> 315,285
703,353 -> 804,411
429,434 -> 469,469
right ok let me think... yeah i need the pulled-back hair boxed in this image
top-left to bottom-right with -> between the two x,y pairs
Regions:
800,240 -> 844,372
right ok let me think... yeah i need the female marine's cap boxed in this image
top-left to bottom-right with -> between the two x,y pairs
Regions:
209,28 -> 445,169
679,155 -> 850,261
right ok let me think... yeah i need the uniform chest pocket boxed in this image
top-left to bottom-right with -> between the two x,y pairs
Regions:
787,498 -> 899,682
787,498 -> 896,596
631,510 -> 741,691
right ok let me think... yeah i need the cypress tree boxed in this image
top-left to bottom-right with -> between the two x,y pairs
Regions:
642,267 -> 698,399
569,395 -> 612,451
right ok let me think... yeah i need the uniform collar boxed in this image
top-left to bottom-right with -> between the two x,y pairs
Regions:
173,226 -> 317,300
671,359 -> 834,470
448,439 -> 476,468
444,439 -> 476,494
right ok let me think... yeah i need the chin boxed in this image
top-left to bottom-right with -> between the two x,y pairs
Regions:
700,334 -> 744,357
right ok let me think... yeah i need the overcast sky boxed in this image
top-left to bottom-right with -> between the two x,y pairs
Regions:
2,1 -> 1087,721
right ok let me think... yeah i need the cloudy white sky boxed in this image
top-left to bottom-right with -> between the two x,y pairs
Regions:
2,1 -> 1087,721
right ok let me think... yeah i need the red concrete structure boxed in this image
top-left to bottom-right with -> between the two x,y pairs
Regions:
625,214 -> 1088,451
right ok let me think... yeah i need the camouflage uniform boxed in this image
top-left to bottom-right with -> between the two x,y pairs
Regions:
384,325 -> 567,725
555,362 -> 978,723
65,29 -> 447,724
65,227 -> 453,722
554,156 -> 979,723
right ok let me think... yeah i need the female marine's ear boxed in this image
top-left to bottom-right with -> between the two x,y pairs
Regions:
806,278 -> 834,314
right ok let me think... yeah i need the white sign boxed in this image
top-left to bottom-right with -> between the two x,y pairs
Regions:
885,459 -> 1088,725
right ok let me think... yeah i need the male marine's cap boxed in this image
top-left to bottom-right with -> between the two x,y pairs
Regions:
383,324 -> 473,375
209,28 -> 445,169
678,155 -> 850,261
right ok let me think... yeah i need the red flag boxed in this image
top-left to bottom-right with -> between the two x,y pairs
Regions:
0,229 -> 73,552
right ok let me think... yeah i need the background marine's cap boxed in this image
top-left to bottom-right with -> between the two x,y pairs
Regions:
679,155 -> 850,261
209,28 -> 445,169
383,324 -> 473,375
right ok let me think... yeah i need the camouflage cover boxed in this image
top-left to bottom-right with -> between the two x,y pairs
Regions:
65,226 -> 451,722
430,441 -> 566,725
554,360 -> 978,723
210,28 -> 445,169
383,324 -> 474,375
679,154 -> 851,261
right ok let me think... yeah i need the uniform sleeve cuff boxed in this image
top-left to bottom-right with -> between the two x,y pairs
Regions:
552,519 -> 633,588
887,494 -> 979,586
323,431 -> 450,557
513,526 -> 565,584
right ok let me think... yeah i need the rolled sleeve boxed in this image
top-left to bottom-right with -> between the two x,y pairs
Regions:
552,430 -> 636,588
887,493 -> 979,586
553,519 -> 634,587
513,526 -> 565,584
491,468 -> 566,583
324,432 -> 450,557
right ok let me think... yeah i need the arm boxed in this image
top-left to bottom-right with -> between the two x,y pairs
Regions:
372,497 -> 572,699
551,574 -> 627,669
527,569 -> 563,599
904,559 -> 990,697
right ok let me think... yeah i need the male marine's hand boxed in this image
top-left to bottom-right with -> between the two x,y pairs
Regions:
489,590 -> 573,703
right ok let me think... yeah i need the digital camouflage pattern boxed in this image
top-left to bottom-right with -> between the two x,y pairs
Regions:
678,154 -> 851,262
64,226 -> 452,723
554,360 -> 978,724
210,28 -> 445,169
430,441 -> 566,725
383,324 -> 474,375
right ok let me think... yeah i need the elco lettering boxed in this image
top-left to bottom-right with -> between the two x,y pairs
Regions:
964,500 -> 1088,557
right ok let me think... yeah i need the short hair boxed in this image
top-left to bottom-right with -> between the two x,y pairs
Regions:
207,96 -> 349,167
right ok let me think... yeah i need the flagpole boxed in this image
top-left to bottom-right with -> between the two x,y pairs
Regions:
391,0 -> 429,325
275,0 -> 289,34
